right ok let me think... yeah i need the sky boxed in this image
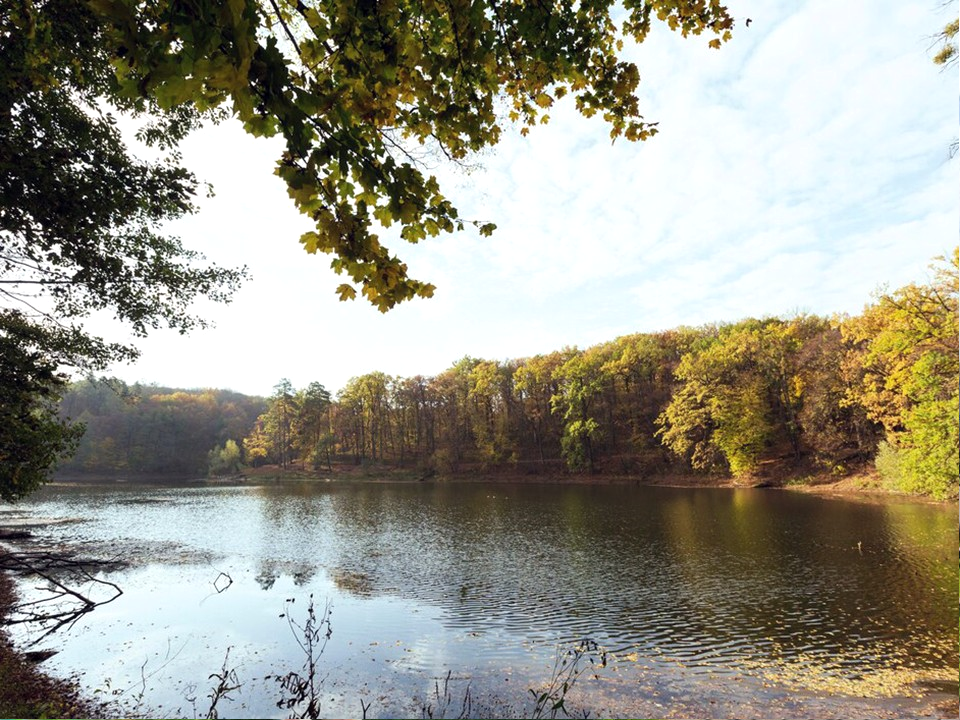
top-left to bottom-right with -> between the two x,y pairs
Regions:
95,0 -> 958,398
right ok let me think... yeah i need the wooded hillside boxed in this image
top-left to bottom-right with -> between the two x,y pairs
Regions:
56,382 -> 266,477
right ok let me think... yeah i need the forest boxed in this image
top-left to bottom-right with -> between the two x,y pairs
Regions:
57,383 -> 266,477
58,250 -> 959,500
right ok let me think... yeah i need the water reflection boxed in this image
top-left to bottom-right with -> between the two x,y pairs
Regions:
247,484 -> 958,687
6,482 -> 957,717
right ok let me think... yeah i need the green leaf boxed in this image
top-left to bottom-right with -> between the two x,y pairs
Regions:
336,284 -> 357,301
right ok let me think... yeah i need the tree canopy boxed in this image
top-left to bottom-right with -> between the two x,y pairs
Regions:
1,0 -> 246,343
0,315 -> 85,501
85,0 -> 737,310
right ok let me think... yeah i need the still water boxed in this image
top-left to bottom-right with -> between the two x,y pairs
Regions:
3,482 -> 957,718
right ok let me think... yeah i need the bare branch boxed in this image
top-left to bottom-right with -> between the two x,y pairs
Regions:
0,550 -> 125,647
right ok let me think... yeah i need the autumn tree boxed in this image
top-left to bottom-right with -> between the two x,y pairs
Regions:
467,360 -> 516,465
208,439 -> 242,476
841,250 -> 959,499
243,417 -> 272,466
551,348 -> 607,472
431,359 -> 481,471
295,382 -> 333,468
794,324 -> 879,471
241,378 -> 300,467
334,379 -> 366,463
335,372 -> 394,462
391,375 -> 435,465
656,318 -> 829,477
269,378 -> 298,468
599,331 -> 689,472
513,352 -> 568,466
656,323 -> 754,475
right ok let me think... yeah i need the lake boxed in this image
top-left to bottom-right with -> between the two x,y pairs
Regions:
2,481 -> 957,718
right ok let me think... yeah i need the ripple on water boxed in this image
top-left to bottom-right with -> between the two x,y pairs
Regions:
8,482 -> 958,717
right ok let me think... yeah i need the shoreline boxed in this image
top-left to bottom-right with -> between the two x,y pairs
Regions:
49,463 -> 957,506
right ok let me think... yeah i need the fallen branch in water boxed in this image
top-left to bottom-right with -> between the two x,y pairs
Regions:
0,549 -> 124,646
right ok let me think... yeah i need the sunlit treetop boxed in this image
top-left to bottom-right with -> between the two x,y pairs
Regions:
83,0 -> 736,310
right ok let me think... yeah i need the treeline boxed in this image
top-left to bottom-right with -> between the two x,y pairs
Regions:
60,251 -> 958,499
261,319 -> 872,478
56,381 -> 266,476
245,251 -> 958,499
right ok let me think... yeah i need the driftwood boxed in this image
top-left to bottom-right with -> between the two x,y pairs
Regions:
0,549 -> 125,646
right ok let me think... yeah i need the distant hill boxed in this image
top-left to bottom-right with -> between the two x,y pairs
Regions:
56,379 -> 266,477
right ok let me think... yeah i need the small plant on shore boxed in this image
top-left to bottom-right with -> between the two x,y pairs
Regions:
414,638 -> 605,719
204,647 -> 241,720
529,639 -> 605,719
266,594 -> 332,719
421,669 -> 474,719
107,597 -> 607,720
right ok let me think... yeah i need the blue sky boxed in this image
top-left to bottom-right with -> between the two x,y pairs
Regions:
99,0 -> 958,397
